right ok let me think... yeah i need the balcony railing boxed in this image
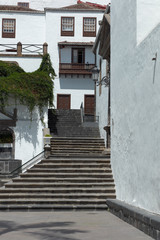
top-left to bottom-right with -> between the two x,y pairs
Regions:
0,42 -> 48,56
59,63 -> 95,75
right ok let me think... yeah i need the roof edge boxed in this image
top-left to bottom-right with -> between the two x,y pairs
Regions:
45,7 -> 105,12
92,4 -> 110,54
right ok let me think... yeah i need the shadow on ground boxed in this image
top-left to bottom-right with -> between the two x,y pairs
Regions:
0,221 -> 88,240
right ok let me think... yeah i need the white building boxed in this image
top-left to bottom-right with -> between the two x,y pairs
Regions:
0,1 -> 105,164
109,0 -> 160,214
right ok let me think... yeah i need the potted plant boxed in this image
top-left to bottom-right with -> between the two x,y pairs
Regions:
43,134 -> 52,147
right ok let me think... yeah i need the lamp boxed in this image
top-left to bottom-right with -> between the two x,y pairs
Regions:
91,66 -> 100,83
91,66 -> 110,87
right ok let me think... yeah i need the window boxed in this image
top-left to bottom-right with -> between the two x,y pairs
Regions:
2,19 -> 16,38
72,48 -> 85,64
61,17 -> 74,36
18,2 -> 29,8
83,17 -> 96,37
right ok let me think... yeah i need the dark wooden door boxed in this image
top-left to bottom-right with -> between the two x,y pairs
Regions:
57,94 -> 71,109
84,95 -> 95,115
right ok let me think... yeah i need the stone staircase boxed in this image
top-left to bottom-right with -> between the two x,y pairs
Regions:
0,109 -> 116,210
48,109 -> 100,137
0,138 -> 116,210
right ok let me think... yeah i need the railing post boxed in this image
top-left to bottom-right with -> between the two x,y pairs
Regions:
17,42 -> 22,56
43,42 -> 48,55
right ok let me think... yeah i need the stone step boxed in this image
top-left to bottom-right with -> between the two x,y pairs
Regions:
19,173 -> 113,178
48,154 -> 110,158
0,187 -> 115,193
51,149 -> 104,153
51,143 -> 105,147
0,204 -> 108,210
51,147 -> 105,151
0,193 -> 116,199
0,198 -> 110,205
51,144 -> 104,147
51,138 -> 104,142
41,158 -> 110,164
10,177 -> 113,185
51,150 -> 104,153
27,168 -> 112,173
34,163 -> 111,168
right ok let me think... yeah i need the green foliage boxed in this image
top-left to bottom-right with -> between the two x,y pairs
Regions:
0,61 -> 24,77
38,53 -> 56,79
0,54 -> 56,121
0,132 -> 13,143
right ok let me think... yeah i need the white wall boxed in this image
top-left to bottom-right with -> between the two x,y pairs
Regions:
96,57 -> 108,145
137,0 -> 160,44
0,56 -> 42,72
111,0 -> 160,214
0,12 -> 45,44
1,0 -> 109,10
5,101 -> 48,164
54,76 -> 94,108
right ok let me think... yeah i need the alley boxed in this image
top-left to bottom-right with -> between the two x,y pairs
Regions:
0,211 -> 152,240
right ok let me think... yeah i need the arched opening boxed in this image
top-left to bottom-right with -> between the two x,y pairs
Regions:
0,128 -> 15,159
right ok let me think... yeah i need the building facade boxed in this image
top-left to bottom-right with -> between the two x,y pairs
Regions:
0,1 -> 105,163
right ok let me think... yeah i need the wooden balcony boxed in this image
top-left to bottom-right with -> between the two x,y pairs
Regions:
59,63 -> 95,76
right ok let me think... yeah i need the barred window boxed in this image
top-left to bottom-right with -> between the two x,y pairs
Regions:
83,18 -> 96,37
61,17 -> 74,36
18,2 -> 29,8
2,19 -> 16,38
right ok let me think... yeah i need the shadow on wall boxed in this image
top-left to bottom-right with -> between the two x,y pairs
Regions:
59,77 -> 94,90
15,107 -> 46,150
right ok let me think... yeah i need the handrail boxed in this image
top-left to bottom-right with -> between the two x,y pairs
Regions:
0,43 -> 46,55
10,150 -> 45,177
80,102 -> 84,123
59,63 -> 95,70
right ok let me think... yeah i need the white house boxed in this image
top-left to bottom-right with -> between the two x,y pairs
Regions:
109,0 -> 160,215
0,1 -> 105,165
46,2 -> 105,111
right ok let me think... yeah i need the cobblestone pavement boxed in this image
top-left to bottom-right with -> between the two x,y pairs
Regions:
0,211 -> 152,240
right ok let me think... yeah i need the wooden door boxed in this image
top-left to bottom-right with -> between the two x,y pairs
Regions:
57,94 -> 71,109
84,95 -> 95,115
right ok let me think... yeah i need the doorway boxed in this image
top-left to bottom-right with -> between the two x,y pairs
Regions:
57,94 -> 71,109
84,95 -> 95,115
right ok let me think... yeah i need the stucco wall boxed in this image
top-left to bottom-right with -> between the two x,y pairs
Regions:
5,101 -> 48,164
0,12 -> 45,44
0,56 -> 42,72
137,0 -> 160,44
96,58 -> 108,145
111,0 -> 160,214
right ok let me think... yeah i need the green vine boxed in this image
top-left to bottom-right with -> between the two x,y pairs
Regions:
0,54 -> 56,121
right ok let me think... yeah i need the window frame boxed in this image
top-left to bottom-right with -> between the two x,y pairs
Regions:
71,48 -> 85,64
83,17 -> 96,37
2,18 -> 16,38
17,2 -> 29,8
61,17 -> 74,36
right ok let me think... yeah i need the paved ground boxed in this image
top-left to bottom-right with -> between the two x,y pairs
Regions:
0,211 -> 152,240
